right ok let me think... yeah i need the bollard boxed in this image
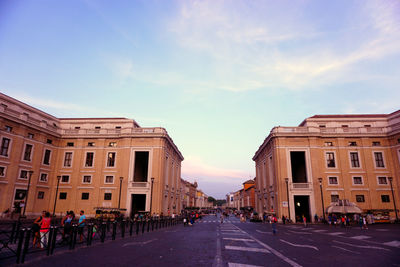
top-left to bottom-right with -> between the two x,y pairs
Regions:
142,220 -> 145,234
121,220 -> 126,238
136,220 -> 140,235
21,228 -> 31,264
47,226 -> 54,256
107,220 -> 111,232
101,223 -> 106,243
51,226 -> 58,255
147,220 -> 150,232
151,219 -> 154,231
72,225 -> 78,249
16,228 -> 25,264
14,220 -> 21,244
9,221 -> 17,243
87,224 -> 92,246
112,221 -> 117,240
129,219 -> 133,236
69,226 -> 74,250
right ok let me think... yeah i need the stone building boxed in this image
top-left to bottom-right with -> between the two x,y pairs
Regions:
0,93 -> 183,217
253,110 -> 400,222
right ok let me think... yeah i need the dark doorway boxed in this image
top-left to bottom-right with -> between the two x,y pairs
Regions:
134,151 -> 149,182
294,195 -> 310,223
290,151 -> 307,183
131,194 -> 146,216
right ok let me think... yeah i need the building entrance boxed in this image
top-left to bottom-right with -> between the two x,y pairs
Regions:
131,194 -> 146,217
294,195 -> 310,223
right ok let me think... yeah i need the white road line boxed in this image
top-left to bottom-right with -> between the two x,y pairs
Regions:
383,241 -> 400,248
350,235 -> 371,240
312,230 -> 327,233
228,263 -> 264,267
327,232 -> 345,236
288,230 -> 312,235
331,245 -> 360,254
225,245 -> 270,253
231,225 -> 302,267
122,239 -> 157,247
256,230 -> 271,234
333,240 -> 390,251
223,238 -> 255,242
213,228 -> 223,267
279,239 -> 319,251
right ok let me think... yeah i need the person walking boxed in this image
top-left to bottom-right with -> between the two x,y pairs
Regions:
302,215 -> 307,228
39,212 -> 51,249
271,215 -> 278,235
32,211 -> 45,248
362,216 -> 368,230
78,210 -> 86,243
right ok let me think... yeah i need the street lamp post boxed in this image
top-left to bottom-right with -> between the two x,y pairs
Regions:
388,177 -> 399,222
150,177 -> 155,214
318,177 -> 325,222
285,178 -> 291,222
52,176 -> 61,217
22,171 -> 33,217
118,177 -> 123,210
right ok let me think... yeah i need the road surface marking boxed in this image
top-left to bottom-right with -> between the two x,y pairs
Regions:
256,230 -> 271,234
228,263 -> 264,267
225,245 -> 270,253
122,239 -> 157,247
383,241 -> 400,248
280,239 -> 319,251
288,230 -> 312,235
327,232 -> 345,236
213,228 -> 223,267
350,235 -> 371,240
331,245 -> 360,254
312,230 -> 327,233
231,225 -> 302,267
333,240 -> 390,251
223,238 -> 255,242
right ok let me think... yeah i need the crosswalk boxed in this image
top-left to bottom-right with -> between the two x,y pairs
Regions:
197,220 -> 244,223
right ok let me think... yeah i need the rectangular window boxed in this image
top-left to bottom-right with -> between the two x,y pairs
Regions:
37,191 -> 45,199
328,177 -> 338,185
19,170 -> 28,179
83,175 -> 91,184
59,192 -> 67,200
95,126 -> 101,129
324,142 -> 333,146
378,177 -> 388,185
40,173 -> 48,182
61,175 -> 70,183
47,139 -> 52,144
133,151 -> 149,182
356,195 -> 365,203
67,142 -> 74,147
28,133 -> 34,139
88,142 -> 95,147
372,141 -> 381,146
43,149 -> 51,165
105,176 -> 114,184
353,177 -> 363,185
0,166 -> 5,177
350,152 -> 360,168
5,126 -> 12,132
374,152 -> 385,168
64,152 -> 72,167
81,192 -> 89,200
104,193 -> 112,200
0,138 -> 10,156
109,142 -> 117,147
381,195 -> 390,203
331,195 -> 339,202
326,152 -> 336,168
74,126 -> 80,129
107,152 -> 116,167
85,152 -> 94,167
349,142 -> 357,146
23,144 -> 33,161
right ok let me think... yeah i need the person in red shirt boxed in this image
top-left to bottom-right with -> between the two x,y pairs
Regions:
40,212 -> 51,249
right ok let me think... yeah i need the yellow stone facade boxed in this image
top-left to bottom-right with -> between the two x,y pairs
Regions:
0,93 -> 183,217
253,111 -> 400,222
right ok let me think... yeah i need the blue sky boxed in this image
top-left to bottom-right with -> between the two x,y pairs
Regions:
1,0 -> 399,198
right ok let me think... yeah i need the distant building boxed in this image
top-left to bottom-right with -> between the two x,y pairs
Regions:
0,93 -> 183,217
229,179 -> 256,211
253,110 -> 400,222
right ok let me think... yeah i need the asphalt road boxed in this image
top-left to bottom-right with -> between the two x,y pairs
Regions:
14,215 -> 400,267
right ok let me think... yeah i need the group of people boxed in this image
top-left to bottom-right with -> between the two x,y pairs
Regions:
31,210 -> 86,249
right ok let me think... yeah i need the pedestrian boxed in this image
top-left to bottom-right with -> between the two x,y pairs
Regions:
61,211 -> 73,243
39,212 -> 51,249
328,215 -> 332,226
362,216 -> 368,230
359,216 -> 363,229
32,211 -> 45,248
78,210 -> 86,243
271,215 -> 278,235
282,215 -> 286,225
302,215 -> 307,228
